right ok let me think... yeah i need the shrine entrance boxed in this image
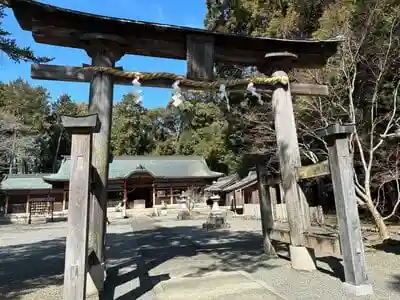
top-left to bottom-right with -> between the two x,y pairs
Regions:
5,0 -> 372,299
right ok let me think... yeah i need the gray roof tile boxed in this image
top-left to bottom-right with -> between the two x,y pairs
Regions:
43,156 -> 223,182
1,174 -> 52,190
205,174 -> 239,192
223,171 -> 258,192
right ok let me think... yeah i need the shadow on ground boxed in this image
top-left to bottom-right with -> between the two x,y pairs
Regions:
389,275 -> 400,291
0,237 -> 65,299
0,220 -> 282,300
371,238 -> 400,255
101,220 -> 284,299
1,218 -> 397,299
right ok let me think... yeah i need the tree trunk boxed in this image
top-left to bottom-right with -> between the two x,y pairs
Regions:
365,199 -> 391,240
53,129 -> 63,173
8,131 -> 16,175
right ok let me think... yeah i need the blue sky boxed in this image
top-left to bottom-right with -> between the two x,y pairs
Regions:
0,0 -> 207,108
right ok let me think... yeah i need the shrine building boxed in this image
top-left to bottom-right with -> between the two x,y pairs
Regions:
1,156 -> 223,217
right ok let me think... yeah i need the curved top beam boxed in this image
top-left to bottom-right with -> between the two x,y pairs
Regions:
5,0 -> 342,68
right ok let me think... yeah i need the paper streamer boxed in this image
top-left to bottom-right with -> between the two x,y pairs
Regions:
219,84 -> 230,111
247,82 -> 263,105
132,77 -> 143,104
172,80 -> 184,107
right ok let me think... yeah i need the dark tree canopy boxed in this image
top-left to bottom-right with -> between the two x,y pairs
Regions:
0,4 -> 51,63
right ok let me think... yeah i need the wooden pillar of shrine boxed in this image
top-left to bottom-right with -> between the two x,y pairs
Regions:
62,191 -> 67,211
84,37 -> 125,296
4,194 -> 9,215
260,52 -> 315,271
122,180 -> 128,218
61,114 -> 98,300
269,185 -> 278,220
255,160 -> 277,257
152,184 -> 156,207
317,124 -> 372,296
25,194 -> 30,215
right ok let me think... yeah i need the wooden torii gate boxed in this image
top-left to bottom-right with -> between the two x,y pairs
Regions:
4,0 -> 370,298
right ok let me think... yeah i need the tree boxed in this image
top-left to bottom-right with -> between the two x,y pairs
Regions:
49,94 -> 87,172
205,0 -> 400,238
0,79 -> 51,173
0,4 -> 51,63
0,111 -> 26,173
158,96 -> 240,173
111,93 -> 154,156
310,0 -> 400,239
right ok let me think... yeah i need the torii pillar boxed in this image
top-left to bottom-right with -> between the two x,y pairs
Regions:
259,52 -> 315,271
83,35 -> 125,297
61,114 -> 98,300
317,124 -> 372,296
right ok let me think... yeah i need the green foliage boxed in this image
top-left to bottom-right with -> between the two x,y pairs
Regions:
111,93 -> 155,156
0,80 -> 87,174
0,5 -> 52,63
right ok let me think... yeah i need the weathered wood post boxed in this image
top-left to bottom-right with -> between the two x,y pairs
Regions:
4,194 -> 8,216
269,185 -> 278,221
317,124 -> 373,296
260,52 -> 315,270
255,157 -> 277,257
122,180 -> 128,218
62,190 -> 67,211
84,37 -> 125,296
61,114 -> 98,300
170,187 -> 174,205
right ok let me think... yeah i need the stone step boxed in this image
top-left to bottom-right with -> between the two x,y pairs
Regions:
153,271 -> 285,300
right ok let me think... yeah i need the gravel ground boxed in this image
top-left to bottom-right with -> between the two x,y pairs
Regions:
149,214 -> 400,300
0,213 -> 399,300
0,218 -> 153,300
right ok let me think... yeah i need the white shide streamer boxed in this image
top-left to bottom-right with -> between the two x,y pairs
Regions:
247,82 -> 263,105
219,84 -> 230,111
172,80 -> 184,107
132,77 -> 143,104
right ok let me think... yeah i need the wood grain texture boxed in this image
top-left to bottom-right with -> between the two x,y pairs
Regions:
269,185 -> 278,220
272,70 -> 307,246
256,165 -> 275,231
296,160 -> 331,180
63,133 -> 92,300
327,137 -> 369,286
8,0 -> 340,68
186,35 -> 214,80
87,49 -> 116,293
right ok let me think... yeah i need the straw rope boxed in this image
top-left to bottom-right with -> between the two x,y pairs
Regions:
81,66 -> 289,89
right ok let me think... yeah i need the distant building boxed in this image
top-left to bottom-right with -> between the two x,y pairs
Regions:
1,156 -> 223,217
205,170 -> 259,209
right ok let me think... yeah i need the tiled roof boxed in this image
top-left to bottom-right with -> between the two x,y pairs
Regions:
204,174 -> 239,192
1,156 -> 223,190
223,171 -> 258,192
1,174 -> 52,190
43,156 -> 223,182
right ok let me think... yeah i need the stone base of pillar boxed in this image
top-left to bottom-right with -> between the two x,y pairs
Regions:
86,263 -> 106,297
289,245 -> 316,271
343,282 -> 373,296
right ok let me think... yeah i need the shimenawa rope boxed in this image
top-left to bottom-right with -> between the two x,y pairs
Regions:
81,66 -> 289,89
